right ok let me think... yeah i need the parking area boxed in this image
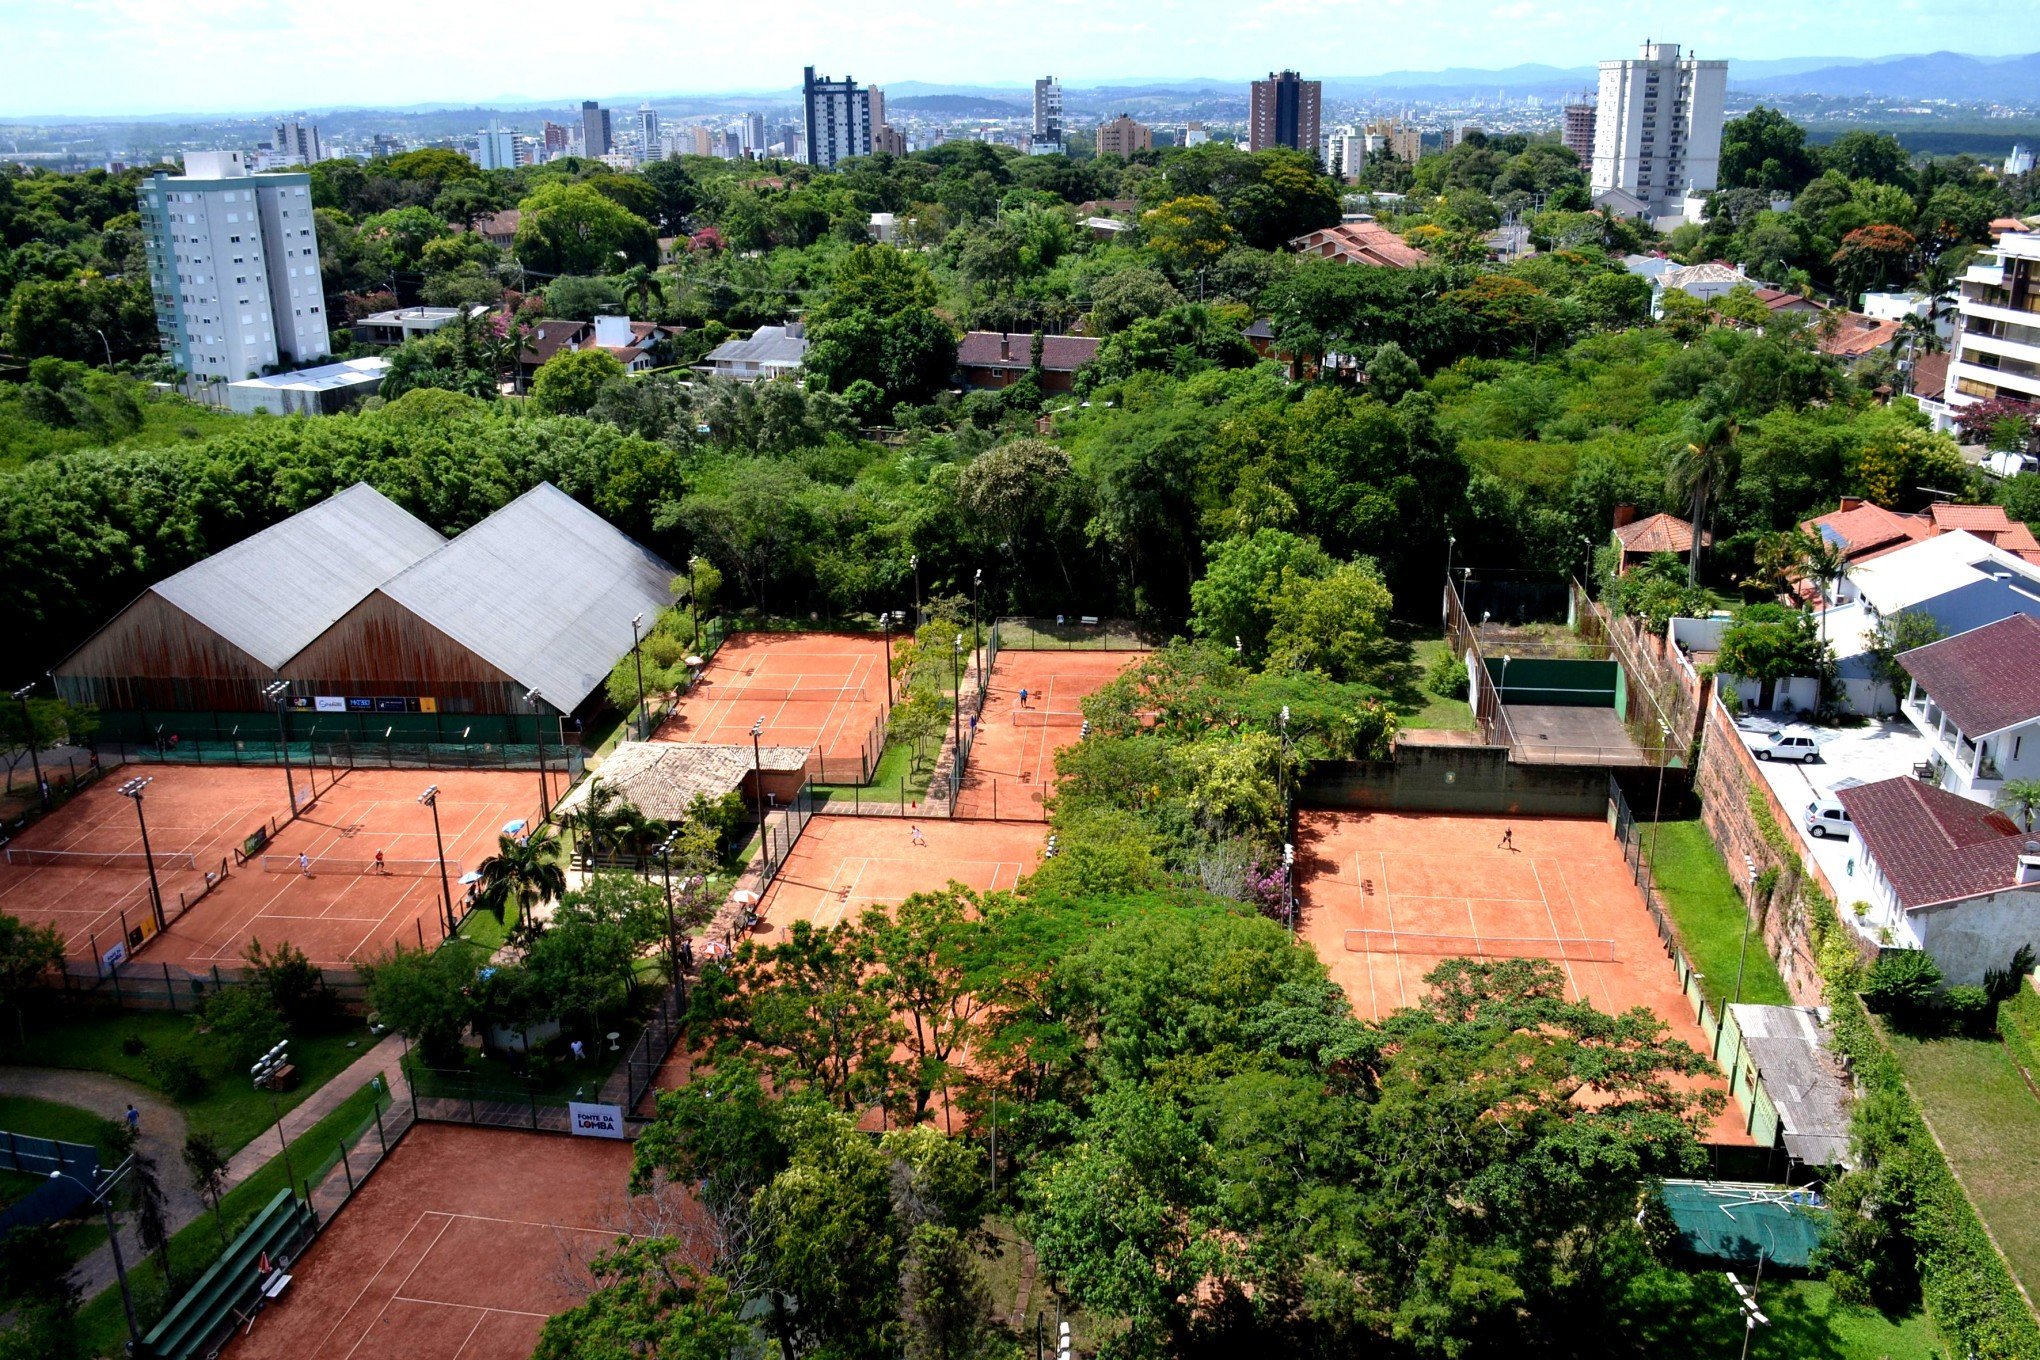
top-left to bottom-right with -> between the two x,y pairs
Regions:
1731,712 -> 1929,913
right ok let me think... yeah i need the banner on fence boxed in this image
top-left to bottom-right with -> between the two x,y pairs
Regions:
569,1102 -> 627,1139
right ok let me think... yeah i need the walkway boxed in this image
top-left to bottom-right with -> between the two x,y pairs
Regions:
0,1031 -> 411,1308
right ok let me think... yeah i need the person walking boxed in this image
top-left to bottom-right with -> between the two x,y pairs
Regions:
124,1103 -> 140,1134
297,850 -> 313,876
910,824 -> 926,847
1498,827 -> 1515,851
372,848 -> 387,875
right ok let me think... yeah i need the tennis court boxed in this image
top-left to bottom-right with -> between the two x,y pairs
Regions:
655,630 -> 887,765
952,649 -> 1145,821
0,765 -> 536,968
1295,808 -> 1753,1144
225,1123 -> 663,1360
757,814 -> 1045,931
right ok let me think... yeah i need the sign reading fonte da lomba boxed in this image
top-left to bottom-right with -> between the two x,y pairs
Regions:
568,1102 -> 627,1139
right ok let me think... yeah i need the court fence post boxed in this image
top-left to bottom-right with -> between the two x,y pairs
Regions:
341,1140 -> 354,1196
374,1100 -> 387,1156
163,963 -> 174,1012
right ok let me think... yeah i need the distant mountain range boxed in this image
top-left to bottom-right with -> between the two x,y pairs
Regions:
1737,51 -> 2040,101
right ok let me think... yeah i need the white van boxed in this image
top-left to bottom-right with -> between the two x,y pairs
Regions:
1805,798 -> 1853,840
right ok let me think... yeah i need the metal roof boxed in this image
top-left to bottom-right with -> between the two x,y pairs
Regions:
375,483 -> 676,711
553,741 -> 811,822
1729,1004 -> 1854,1169
151,483 -> 445,669
702,323 -> 808,369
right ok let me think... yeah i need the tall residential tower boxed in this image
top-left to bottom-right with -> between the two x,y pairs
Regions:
1589,41 -> 1727,220
803,66 -> 871,170
1032,76 -> 1064,153
137,151 -> 329,382
1249,70 -> 1321,154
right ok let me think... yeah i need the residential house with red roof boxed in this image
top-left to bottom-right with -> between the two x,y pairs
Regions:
1610,505 -> 1710,573
1834,776 -> 2040,984
1286,221 -> 1430,269
1897,613 -> 2040,804
956,332 -> 1100,392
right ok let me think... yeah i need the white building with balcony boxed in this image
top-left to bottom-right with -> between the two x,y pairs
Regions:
1589,41 -> 1727,225
1939,230 -> 2040,417
1897,613 -> 2040,804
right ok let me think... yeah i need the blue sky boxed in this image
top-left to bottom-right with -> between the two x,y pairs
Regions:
0,0 -> 2031,117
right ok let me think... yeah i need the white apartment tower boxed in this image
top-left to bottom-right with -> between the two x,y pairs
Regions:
1941,230 -> 2040,414
803,66 -> 871,170
271,116 -> 322,166
1033,76 -> 1064,152
473,123 -> 521,171
138,151 -> 329,382
1590,41 -> 1727,220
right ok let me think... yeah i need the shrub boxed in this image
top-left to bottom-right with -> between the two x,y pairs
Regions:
197,983 -> 284,1069
1860,949 -> 1944,1018
245,938 -> 337,1031
1943,985 -> 1994,1036
145,1051 -> 206,1101
120,1034 -> 146,1057
1426,655 -> 1469,698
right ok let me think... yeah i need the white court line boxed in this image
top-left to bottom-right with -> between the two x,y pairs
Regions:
1528,858 -> 1586,1003
390,1295 -> 552,1320
814,856 -> 869,929
327,1211 -> 453,1360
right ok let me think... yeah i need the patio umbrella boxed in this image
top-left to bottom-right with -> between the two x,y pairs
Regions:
459,870 -> 484,885
502,818 -> 526,836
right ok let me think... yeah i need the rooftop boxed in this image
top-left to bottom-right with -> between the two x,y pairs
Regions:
148,484 -> 445,670
1614,511 -> 1710,555
1727,1004 -> 1854,1168
553,741 -> 811,822
374,483 -> 676,711
227,357 -> 389,394
1803,499 -> 1930,563
1834,776 -> 2033,910
1898,613 -> 2040,737
1818,313 -> 1902,359
702,322 -> 809,370
957,331 -> 1100,373
1844,529 -> 2040,615
1289,221 -> 1430,269
1927,503 -> 2040,564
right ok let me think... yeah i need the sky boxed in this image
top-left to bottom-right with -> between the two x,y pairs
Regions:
0,0 -> 2031,118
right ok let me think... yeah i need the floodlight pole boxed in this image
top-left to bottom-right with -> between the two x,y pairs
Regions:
12,683 -> 47,811
119,777 -> 165,932
880,613 -> 895,709
420,786 -> 455,937
51,1161 -> 140,1345
688,556 -> 702,650
1443,534 -> 1456,628
263,681 -> 298,816
527,689 -> 550,819
1733,857 -> 1758,1007
254,1042 -> 297,1192
911,553 -> 921,626
951,635 -> 963,756
1647,720 -> 1672,882
750,719 -> 765,830
630,612 -> 648,741
971,568 -> 983,679
658,831 -> 679,981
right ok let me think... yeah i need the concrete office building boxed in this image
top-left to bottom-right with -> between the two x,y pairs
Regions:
1033,76 -> 1064,152
803,66 -> 871,169
581,100 -> 612,158
1249,70 -> 1320,154
1095,114 -> 1152,158
1562,101 -> 1596,169
1590,41 -> 1727,221
137,150 -> 330,382
271,116 -> 322,166
744,113 -> 767,154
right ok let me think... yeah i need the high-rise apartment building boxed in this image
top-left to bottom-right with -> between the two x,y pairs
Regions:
1095,114 -> 1152,158
1942,230 -> 2040,411
138,151 -> 329,382
581,100 -> 612,158
271,116 -> 322,166
1562,101 -> 1597,169
637,103 -> 659,150
803,67 -> 872,170
1590,41 -> 1727,219
1033,76 -> 1063,151
1328,127 -> 1369,181
472,123 -> 520,171
691,126 -> 713,158
1363,118 -> 1422,165
1249,71 -> 1320,154
542,122 -> 569,160
744,113 -> 767,155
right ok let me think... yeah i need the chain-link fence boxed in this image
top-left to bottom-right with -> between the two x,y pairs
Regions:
992,616 -> 1167,651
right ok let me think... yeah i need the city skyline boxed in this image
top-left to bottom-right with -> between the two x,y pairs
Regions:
1,0 -> 2033,118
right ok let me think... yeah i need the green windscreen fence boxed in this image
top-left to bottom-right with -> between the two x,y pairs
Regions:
1659,1179 -> 1828,1268
1483,656 -> 1619,707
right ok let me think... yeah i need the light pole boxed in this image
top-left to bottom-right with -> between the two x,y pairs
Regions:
687,556 -> 702,650
419,785 -> 455,937
1647,719 -> 1672,881
657,829 -> 680,981
1732,855 -> 1759,1006
1443,534 -> 1456,628
118,776 -> 165,932
630,612 -> 648,741
951,634 -> 963,756
252,1040 -> 297,1192
527,688 -> 550,818
51,1161 -> 141,1345
1282,840 -> 1296,935
749,719 -> 765,830
910,553 -> 921,626
262,680 -> 298,815
11,682 -> 47,811
879,612 -> 895,709
971,568 -> 983,679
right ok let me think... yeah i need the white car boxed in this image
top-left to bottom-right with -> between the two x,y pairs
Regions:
1754,732 -> 1821,763
1806,798 -> 1853,840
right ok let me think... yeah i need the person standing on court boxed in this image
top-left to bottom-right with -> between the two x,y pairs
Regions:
1019,687 -> 1030,708
372,849 -> 387,875
1498,827 -> 1515,851
297,850 -> 313,876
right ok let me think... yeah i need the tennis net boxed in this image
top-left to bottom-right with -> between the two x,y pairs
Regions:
693,684 -> 867,705
258,855 -> 459,877
1342,929 -> 1617,962
1011,709 -> 1087,728
4,847 -> 200,871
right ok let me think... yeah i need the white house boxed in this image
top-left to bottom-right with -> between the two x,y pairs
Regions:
698,323 -> 808,382
1897,613 -> 2040,803
225,356 -> 388,414
1834,776 -> 2040,984
1817,531 -> 2040,715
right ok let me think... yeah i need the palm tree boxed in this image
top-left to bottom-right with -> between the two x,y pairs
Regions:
1665,413 -> 1739,586
1795,532 -> 1849,714
1997,779 -> 2040,833
1895,312 -> 1944,357
617,263 -> 663,319
475,834 -> 565,930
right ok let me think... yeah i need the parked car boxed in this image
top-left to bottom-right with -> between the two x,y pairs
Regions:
1805,797 -> 1853,840
1754,732 -> 1821,763
1986,450 -> 2036,480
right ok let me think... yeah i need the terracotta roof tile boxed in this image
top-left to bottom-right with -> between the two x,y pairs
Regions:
1614,512 -> 1710,555
1898,613 -> 2040,737
1835,777 -> 2031,910
1803,503 -> 1931,562
956,331 -> 1100,372
1288,222 -> 1430,269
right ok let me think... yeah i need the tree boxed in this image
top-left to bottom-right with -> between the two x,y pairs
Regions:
1140,195 -> 1234,272
1997,779 -> 2040,833
1666,413 -> 1738,584
474,833 -> 567,927
1716,605 -> 1829,685
182,1129 -> 231,1244
1865,608 -> 1943,710
1085,265 -> 1183,335
1264,559 -> 1397,683
1365,340 -> 1421,403
109,1122 -> 173,1286
808,244 -> 940,326
1189,528 -> 1333,664
514,181 -> 658,276
1832,224 -> 1917,303
358,944 -> 475,1067
534,1243 -> 750,1360
867,890 -> 994,1123
0,914 -> 63,1044
531,347 -> 627,416
1718,106 -> 1817,192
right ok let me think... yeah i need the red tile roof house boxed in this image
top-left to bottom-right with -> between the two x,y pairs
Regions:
956,332 -> 1101,393
1287,221 -> 1431,269
516,316 -> 682,385
1610,505 -> 1711,572
1834,776 -> 2040,984
1926,503 -> 2040,566
1896,613 -> 2040,804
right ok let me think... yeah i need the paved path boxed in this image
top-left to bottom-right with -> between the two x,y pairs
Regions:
0,1032 -> 412,1310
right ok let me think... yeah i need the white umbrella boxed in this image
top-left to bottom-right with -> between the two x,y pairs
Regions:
502,818 -> 526,836
459,870 -> 484,885
684,655 -> 704,669
731,889 -> 760,906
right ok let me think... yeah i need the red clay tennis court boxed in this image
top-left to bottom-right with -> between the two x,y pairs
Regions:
0,765 -> 538,968
953,649 -> 1145,821
1295,808 -> 1752,1145
655,631 -> 886,764
226,1123 -> 657,1360
758,815 -> 1045,931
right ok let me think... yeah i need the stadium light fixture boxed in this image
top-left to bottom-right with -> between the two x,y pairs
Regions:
261,680 -> 298,817
417,785 -> 455,937
117,776 -> 165,931
11,682 -> 47,812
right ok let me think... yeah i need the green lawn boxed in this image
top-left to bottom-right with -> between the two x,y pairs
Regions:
0,1093 -> 124,1158
1738,1277 -> 1943,1360
6,1010 -> 373,1155
1884,1025 -> 2040,1305
76,1077 -> 394,1357
1401,638 -> 1476,732
1648,820 -> 1792,1008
